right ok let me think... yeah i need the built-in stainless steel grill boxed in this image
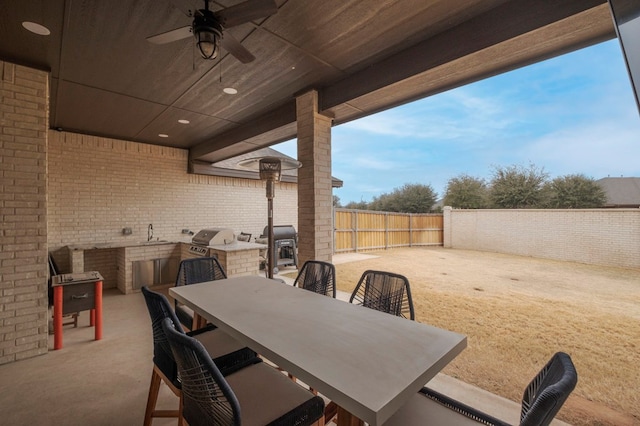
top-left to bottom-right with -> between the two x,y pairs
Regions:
192,228 -> 236,246
186,228 -> 236,257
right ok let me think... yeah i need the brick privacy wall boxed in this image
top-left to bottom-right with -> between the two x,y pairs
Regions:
443,208 -> 640,269
47,130 -> 298,282
0,62 -> 49,364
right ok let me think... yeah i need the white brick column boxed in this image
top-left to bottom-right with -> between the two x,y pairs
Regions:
296,90 -> 333,265
443,206 -> 453,248
0,61 -> 49,364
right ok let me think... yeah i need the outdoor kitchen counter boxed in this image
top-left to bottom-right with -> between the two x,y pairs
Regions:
67,240 -> 179,251
67,242 -> 182,294
182,240 -> 268,277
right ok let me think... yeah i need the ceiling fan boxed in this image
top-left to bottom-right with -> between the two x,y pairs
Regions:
147,0 -> 278,63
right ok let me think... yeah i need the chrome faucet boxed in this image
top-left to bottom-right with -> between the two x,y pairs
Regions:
147,224 -> 153,241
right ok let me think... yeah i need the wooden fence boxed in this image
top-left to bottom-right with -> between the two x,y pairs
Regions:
334,209 -> 444,253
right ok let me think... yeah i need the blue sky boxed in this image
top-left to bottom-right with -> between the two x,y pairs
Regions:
274,39 -> 640,204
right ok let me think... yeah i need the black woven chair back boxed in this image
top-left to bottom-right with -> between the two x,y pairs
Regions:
47,253 -> 60,307
349,270 -> 415,320
519,352 -> 578,426
176,256 -> 227,287
161,317 -> 242,426
141,286 -> 186,385
293,260 -> 336,298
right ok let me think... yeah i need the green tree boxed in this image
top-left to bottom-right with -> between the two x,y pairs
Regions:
489,163 -> 549,208
369,183 -> 437,213
343,200 -> 369,210
444,174 -> 489,208
333,195 -> 341,208
544,174 -> 607,208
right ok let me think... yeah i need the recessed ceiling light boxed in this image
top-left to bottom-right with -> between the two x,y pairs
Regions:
223,87 -> 238,95
178,119 -> 190,124
158,133 -> 169,138
22,22 -> 51,36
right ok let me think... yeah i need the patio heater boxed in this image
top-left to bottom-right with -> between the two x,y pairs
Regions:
238,156 -> 301,278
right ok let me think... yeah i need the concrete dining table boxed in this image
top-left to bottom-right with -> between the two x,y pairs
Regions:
169,275 -> 467,426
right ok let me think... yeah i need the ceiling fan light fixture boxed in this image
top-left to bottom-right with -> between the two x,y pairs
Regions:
193,13 -> 222,60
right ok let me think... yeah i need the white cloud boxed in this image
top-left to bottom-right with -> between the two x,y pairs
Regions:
274,40 -> 640,203
522,118 -> 640,178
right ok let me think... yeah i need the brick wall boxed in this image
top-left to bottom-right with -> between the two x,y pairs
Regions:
443,207 -> 640,269
0,62 -> 49,364
47,130 -> 298,282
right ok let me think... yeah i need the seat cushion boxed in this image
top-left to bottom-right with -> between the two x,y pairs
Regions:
226,362 -> 324,426
383,392 -> 487,425
192,329 -> 258,375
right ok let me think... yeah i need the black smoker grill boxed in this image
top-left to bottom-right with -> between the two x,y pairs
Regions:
257,225 -> 298,272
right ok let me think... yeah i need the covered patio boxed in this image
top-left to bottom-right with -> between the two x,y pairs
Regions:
0,251 -> 577,425
0,1 -> 628,424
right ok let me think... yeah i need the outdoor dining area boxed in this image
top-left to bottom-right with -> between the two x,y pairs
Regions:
142,256 -> 577,426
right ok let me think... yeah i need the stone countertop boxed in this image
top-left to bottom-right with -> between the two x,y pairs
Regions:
67,241 -> 178,250
206,241 -> 267,252
67,240 -> 268,251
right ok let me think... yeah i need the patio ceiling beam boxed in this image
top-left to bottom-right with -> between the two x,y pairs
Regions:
189,101 -> 297,160
319,0 -> 608,111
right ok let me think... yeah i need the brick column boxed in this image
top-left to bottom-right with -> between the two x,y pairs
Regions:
296,90 -> 333,265
0,61 -> 49,364
443,206 -> 453,248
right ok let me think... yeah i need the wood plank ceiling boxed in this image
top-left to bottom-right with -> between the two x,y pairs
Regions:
0,0 -> 615,168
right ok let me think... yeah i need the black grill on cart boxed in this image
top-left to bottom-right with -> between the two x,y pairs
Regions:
256,225 -> 298,273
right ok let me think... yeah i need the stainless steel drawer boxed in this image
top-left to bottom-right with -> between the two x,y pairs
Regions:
62,282 -> 95,314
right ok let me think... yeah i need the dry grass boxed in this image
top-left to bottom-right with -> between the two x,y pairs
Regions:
332,247 -> 640,426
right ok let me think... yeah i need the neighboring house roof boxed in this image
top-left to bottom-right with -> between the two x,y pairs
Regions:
596,177 -> 640,207
191,147 -> 343,188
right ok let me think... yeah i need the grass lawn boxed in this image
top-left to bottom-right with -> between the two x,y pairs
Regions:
331,247 -> 640,426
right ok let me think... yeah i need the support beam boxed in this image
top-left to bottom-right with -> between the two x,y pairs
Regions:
189,101 -> 296,161
320,0 -> 608,110
296,90 -> 334,264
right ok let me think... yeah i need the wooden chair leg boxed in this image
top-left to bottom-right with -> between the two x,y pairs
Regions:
144,368 -> 162,426
336,405 -> 364,426
313,412 -> 326,426
144,366 -> 181,425
324,401 -> 338,424
177,393 -> 184,426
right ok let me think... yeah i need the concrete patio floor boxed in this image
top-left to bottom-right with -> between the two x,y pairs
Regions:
0,253 -> 570,425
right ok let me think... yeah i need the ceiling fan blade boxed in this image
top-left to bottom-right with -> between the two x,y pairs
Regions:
220,33 -> 255,63
215,0 -> 278,28
147,26 -> 192,45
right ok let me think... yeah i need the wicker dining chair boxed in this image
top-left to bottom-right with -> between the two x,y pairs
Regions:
384,352 -> 578,426
161,317 -> 326,426
293,260 -> 337,298
349,270 -> 415,320
141,286 -> 259,426
174,256 -> 227,330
